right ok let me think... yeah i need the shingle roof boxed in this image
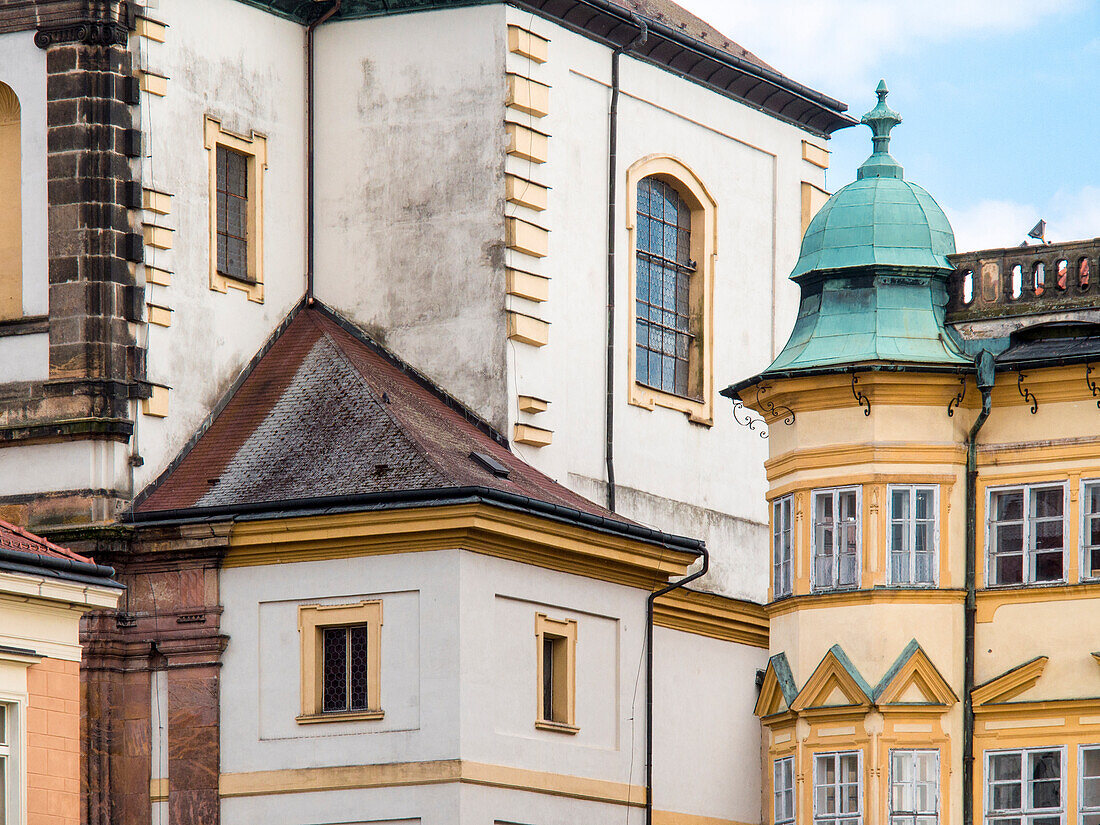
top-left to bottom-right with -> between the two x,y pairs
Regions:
134,306 -> 661,539
0,518 -> 95,565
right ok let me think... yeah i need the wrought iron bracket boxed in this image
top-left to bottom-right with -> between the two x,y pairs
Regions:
947,375 -> 967,417
852,373 -> 871,416
1017,371 -> 1038,414
730,400 -> 768,438
1087,363 -> 1100,409
756,383 -> 795,426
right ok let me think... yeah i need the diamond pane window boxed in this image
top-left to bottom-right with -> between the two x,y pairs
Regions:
299,600 -> 383,721
635,176 -> 696,398
321,624 -> 369,713
216,144 -> 249,281
988,484 -> 1065,585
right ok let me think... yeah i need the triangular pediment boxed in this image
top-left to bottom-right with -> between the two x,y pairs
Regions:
755,653 -> 798,717
791,645 -> 872,712
874,640 -> 957,707
972,656 -> 1048,706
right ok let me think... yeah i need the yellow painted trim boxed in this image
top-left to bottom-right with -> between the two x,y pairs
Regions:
766,587 -> 965,617
142,384 -> 170,418
765,443 -> 966,482
514,422 -> 552,447
0,82 -> 21,321
972,656 -> 1047,706
505,121 -> 548,163
652,589 -> 768,648
219,759 -> 645,806
790,648 -> 872,711
506,216 -> 549,258
145,265 -> 172,287
535,612 -> 577,730
517,395 -> 549,413
801,140 -> 829,169
977,435 -> 1100,467
875,646 -> 957,706
506,73 -> 550,117
739,372 -> 977,418
143,223 -> 173,250
507,25 -> 549,63
755,660 -> 789,717
505,174 -> 548,211
146,303 -> 172,328
223,504 -> 698,590
507,310 -> 549,346
135,16 -> 167,42
801,180 -> 829,237
506,268 -> 549,302
149,777 -> 168,802
138,70 -> 168,97
142,188 -> 172,215
298,600 -> 382,720
976,582 -> 1100,623
653,812 -> 754,825
204,115 -> 266,303
626,155 -> 717,427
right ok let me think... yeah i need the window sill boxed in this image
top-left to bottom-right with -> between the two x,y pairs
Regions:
535,719 -> 579,735
296,709 -> 384,725
983,580 -> 1068,591
217,270 -> 258,286
0,315 -> 48,337
629,382 -> 712,426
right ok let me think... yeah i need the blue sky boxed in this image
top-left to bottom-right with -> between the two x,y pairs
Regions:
681,0 -> 1100,251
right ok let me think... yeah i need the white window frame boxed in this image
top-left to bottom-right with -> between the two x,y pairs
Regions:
813,749 -> 863,825
775,755 -> 796,825
984,746 -> 1065,824
889,748 -> 940,825
985,482 -> 1068,586
887,485 -> 940,587
0,697 -> 23,825
1081,479 -> 1100,581
811,487 -> 862,592
773,495 -> 794,599
1080,744 -> 1100,824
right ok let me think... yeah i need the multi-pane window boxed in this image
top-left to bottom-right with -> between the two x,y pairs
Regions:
1082,481 -> 1100,580
814,751 -> 862,825
216,144 -> 249,281
888,486 -> 938,585
775,756 -> 796,825
0,704 -> 8,823
890,750 -> 939,825
985,748 -> 1063,824
773,495 -> 794,598
635,176 -> 696,398
321,624 -> 369,713
812,488 -> 860,591
1081,746 -> 1100,824
988,484 -> 1066,585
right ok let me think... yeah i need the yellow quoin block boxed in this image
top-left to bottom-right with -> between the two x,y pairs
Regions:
506,268 -> 549,303
801,181 -> 830,236
506,217 -> 548,258
143,188 -> 172,215
518,395 -> 549,413
506,175 -> 548,212
143,224 -> 174,250
506,122 -> 548,164
142,385 -> 170,418
139,71 -> 168,97
146,303 -> 172,327
507,311 -> 549,347
507,74 -> 550,118
135,16 -> 167,43
145,265 -> 172,287
514,423 -> 553,447
802,140 -> 830,169
508,26 -> 549,63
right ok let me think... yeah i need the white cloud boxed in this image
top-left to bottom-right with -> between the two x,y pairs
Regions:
943,186 -> 1100,251
680,0 -> 1081,96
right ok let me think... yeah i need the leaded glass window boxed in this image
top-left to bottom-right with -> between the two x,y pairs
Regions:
888,486 -> 938,586
814,751 -> 862,825
988,484 -> 1065,585
985,748 -> 1063,824
635,176 -> 696,398
321,624 -> 369,713
216,144 -> 249,281
890,749 -> 939,825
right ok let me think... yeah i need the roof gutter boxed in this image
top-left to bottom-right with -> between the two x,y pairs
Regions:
121,486 -> 705,554
0,546 -> 121,589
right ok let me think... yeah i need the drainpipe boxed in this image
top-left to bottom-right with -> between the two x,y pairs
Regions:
963,350 -> 994,825
305,0 -> 342,302
604,14 -> 647,511
645,544 -> 707,825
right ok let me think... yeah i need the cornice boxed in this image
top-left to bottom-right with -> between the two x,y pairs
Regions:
652,589 -> 768,648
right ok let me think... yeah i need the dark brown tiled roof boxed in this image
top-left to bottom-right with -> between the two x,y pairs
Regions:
136,307 -> 640,529
607,0 -> 775,72
0,518 -> 95,565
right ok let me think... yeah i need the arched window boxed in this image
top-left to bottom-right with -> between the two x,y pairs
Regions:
0,82 -> 20,320
627,156 -> 716,425
635,177 -> 694,397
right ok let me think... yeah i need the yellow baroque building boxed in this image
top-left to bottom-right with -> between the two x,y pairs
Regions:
730,83 -> 1100,825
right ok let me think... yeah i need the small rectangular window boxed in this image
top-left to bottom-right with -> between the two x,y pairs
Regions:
1082,481 -> 1100,580
888,485 -> 938,586
773,495 -> 794,598
298,601 -> 383,723
813,750 -> 862,825
985,747 -> 1062,824
321,624 -> 369,713
812,487 -> 860,592
535,613 -> 578,733
216,144 -> 249,281
775,755 -> 796,825
890,749 -> 939,825
1082,746 -> 1100,825
988,484 -> 1065,585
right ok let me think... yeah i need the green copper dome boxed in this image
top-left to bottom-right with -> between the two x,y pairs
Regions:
760,82 -> 969,376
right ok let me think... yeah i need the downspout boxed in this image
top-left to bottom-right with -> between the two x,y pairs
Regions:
963,350 -> 994,825
305,0 -> 342,302
605,14 -> 647,511
646,544 -> 707,825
